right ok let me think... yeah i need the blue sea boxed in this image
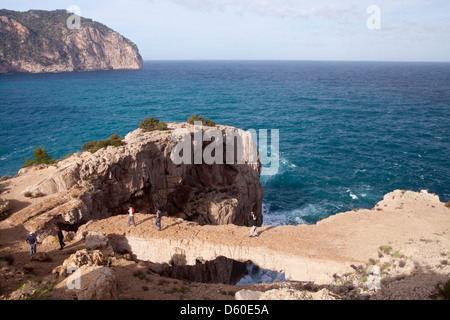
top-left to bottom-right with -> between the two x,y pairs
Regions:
1,61 -> 449,225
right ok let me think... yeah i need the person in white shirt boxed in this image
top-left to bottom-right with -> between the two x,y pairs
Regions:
127,205 -> 136,226
249,211 -> 258,237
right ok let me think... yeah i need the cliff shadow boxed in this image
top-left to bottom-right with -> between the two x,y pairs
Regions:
256,225 -> 276,236
105,232 -> 249,286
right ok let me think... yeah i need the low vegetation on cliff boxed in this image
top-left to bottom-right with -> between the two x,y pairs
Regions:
139,117 -> 168,132
81,133 -> 124,153
22,146 -> 56,168
187,115 -> 216,127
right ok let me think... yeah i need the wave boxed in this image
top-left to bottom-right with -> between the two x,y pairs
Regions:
260,152 -> 297,180
262,202 -> 326,226
347,189 -> 359,200
235,263 -> 287,286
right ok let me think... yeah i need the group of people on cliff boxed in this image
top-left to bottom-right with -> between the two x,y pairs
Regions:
25,227 -> 65,257
126,205 -> 258,237
25,206 -> 258,257
126,205 -> 162,231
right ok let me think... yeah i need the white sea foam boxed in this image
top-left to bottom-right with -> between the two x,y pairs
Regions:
261,202 -> 321,226
235,264 -> 287,286
346,188 -> 359,200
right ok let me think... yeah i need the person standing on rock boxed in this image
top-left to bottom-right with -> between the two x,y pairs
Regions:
55,227 -> 66,250
127,205 -> 136,226
249,211 -> 258,238
155,208 -> 162,231
25,231 -> 37,256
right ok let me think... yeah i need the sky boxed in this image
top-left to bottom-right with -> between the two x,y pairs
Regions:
1,0 -> 449,62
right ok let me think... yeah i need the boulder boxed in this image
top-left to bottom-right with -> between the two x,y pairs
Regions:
235,289 -> 263,300
30,252 -> 51,262
310,288 -> 339,300
41,236 -> 57,245
54,265 -> 118,300
63,231 -> 76,241
260,288 -> 310,300
367,265 -> 381,276
8,280 -> 40,300
314,274 -> 333,285
85,231 -> 109,250
52,249 -> 111,278
258,288 -> 338,300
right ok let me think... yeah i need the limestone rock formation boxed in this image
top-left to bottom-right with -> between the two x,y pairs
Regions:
6,122 -> 263,237
235,289 -> 263,300
70,189 -> 449,284
52,249 -> 111,278
54,265 -> 118,300
0,9 -> 143,74
85,231 -> 110,250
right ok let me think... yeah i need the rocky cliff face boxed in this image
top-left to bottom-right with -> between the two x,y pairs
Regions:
6,122 -> 263,236
0,9 -> 143,73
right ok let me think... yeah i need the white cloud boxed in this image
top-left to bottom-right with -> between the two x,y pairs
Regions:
165,0 -> 364,24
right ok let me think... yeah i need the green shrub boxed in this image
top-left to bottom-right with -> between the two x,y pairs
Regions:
187,115 -> 216,127
379,245 -> 392,255
31,192 -> 45,198
133,270 -> 147,280
0,210 -> 10,221
139,117 -> 168,132
22,146 -> 56,168
82,133 -> 124,153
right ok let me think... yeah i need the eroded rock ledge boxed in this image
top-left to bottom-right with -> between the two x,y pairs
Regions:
73,190 -> 450,282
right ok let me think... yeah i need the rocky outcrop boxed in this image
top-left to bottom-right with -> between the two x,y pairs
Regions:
235,288 -> 339,300
0,9 -> 143,74
52,249 -> 112,278
50,246 -> 117,300
70,189 -> 450,284
54,265 -> 118,300
5,122 -> 263,237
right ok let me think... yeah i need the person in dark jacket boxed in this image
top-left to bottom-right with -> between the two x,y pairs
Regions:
25,232 -> 37,256
55,227 -> 66,250
155,208 -> 162,231
249,211 -> 258,237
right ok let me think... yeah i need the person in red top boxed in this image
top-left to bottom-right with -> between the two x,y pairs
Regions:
127,205 -> 136,226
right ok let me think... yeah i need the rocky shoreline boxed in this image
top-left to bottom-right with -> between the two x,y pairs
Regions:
0,122 -> 449,300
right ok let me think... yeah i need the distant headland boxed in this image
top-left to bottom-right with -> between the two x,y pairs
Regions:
0,9 -> 143,74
